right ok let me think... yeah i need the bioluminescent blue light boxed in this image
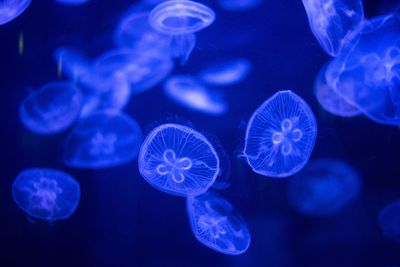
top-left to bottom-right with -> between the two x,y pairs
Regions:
302,0 -> 364,56
243,90 -> 317,178
212,144 -> 231,190
53,0 -> 90,5
53,46 -> 92,81
12,168 -> 80,221
217,0 -> 263,11
164,75 -> 228,115
378,200 -> 400,242
287,158 -> 361,216
186,191 -> 251,255
19,81 -> 83,135
0,0 -> 31,25
198,58 -> 252,87
138,123 -> 220,197
64,111 -> 143,169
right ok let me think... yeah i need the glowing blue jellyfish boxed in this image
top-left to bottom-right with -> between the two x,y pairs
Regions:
54,46 -> 92,81
302,0 -> 364,56
164,75 -> 228,115
243,90 -> 317,178
12,168 -> 80,221
53,0 -> 90,5
64,111 -> 143,169
20,81 -> 83,135
0,0 -> 31,25
378,200 -> 400,242
217,0 -> 263,11
288,159 -> 361,216
138,123 -> 220,197
149,0 -> 215,64
186,191 -> 251,255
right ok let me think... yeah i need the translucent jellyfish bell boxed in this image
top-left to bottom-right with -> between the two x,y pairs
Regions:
138,123 -> 220,197
12,168 -> 80,222
217,0 -> 263,11
0,0 -> 31,25
378,200 -> 400,242
186,192 -> 251,255
243,90 -> 317,178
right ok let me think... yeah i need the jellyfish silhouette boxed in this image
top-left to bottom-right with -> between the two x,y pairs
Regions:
138,123 -> 220,197
217,0 -> 263,11
12,168 -> 80,222
243,90 -> 317,178
186,191 -> 251,255
378,200 -> 400,242
0,0 -> 31,25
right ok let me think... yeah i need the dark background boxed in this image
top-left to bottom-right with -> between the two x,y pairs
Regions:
0,0 -> 399,266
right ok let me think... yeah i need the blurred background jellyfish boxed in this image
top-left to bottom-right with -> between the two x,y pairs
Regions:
149,0 -> 215,64
19,81 -> 83,135
53,0 -> 90,6
287,158 -> 361,216
217,0 -> 263,12
301,0 -> 364,56
186,191 -> 251,255
164,75 -> 228,116
12,168 -> 80,222
138,123 -> 220,197
64,111 -> 143,169
0,0 -> 31,25
378,200 -> 400,242
54,46 -> 92,82
243,90 -> 317,178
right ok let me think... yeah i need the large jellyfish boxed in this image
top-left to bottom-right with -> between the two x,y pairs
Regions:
138,123 -> 220,197
64,111 -> 143,169
19,81 -> 83,135
287,158 -> 361,216
378,200 -> 400,242
217,0 -> 263,11
0,0 -> 31,25
243,90 -> 317,178
12,168 -> 80,222
186,191 -> 251,255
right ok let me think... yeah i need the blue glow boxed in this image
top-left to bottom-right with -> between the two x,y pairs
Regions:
212,144 -> 231,190
379,200 -> 400,242
138,123 -> 220,197
244,90 -> 317,178
53,0 -> 90,5
0,0 -> 31,25
217,0 -> 263,11
54,46 -> 92,81
288,158 -> 361,216
12,168 -> 80,221
64,111 -> 143,169
186,191 -> 251,255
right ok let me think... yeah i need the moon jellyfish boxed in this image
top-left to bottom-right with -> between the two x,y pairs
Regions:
54,0 -> 90,5
378,200 -> 400,242
301,0 -> 364,56
217,0 -> 263,11
186,191 -> 251,255
12,168 -> 80,222
20,81 -> 83,135
288,159 -> 361,216
138,123 -> 220,197
64,111 -> 143,169
243,90 -> 317,178
164,75 -> 228,115
149,0 -> 215,64
0,0 -> 31,25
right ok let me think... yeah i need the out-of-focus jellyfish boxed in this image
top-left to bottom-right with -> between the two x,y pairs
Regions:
149,0 -> 215,64
54,46 -> 92,81
378,200 -> 400,242
243,90 -> 317,178
217,0 -> 263,11
138,123 -> 220,197
198,58 -> 252,87
54,0 -> 90,5
20,81 -> 83,135
287,159 -> 361,216
64,111 -> 143,169
0,0 -> 31,25
164,75 -> 228,115
301,0 -> 364,56
12,168 -> 80,222
186,191 -> 251,255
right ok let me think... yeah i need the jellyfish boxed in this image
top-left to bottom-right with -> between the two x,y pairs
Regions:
186,191 -> 251,255
0,0 -> 31,25
243,90 -> 317,178
287,159 -> 361,216
138,123 -> 220,197
164,75 -> 228,115
53,46 -> 92,81
212,143 -> 231,190
64,111 -> 143,169
217,0 -> 263,11
12,168 -> 80,222
20,81 -> 83,135
378,200 -> 400,242
149,0 -> 215,64
53,0 -> 90,5
301,0 -> 364,56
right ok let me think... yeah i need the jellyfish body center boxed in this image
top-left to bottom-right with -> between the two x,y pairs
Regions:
90,132 -> 117,155
156,149 -> 192,183
271,118 -> 303,156
31,178 -> 63,211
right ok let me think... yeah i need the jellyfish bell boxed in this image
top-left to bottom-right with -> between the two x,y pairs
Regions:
378,200 -> 400,242
0,0 -> 31,25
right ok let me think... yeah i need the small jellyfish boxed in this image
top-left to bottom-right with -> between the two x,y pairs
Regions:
164,75 -> 228,115
12,168 -> 80,221
302,0 -> 364,56
217,0 -> 263,11
20,81 -> 83,135
378,200 -> 400,242
64,111 -> 143,169
138,123 -> 220,197
243,90 -> 317,178
53,0 -> 90,5
186,191 -> 251,255
287,159 -> 361,216
0,0 -> 31,25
